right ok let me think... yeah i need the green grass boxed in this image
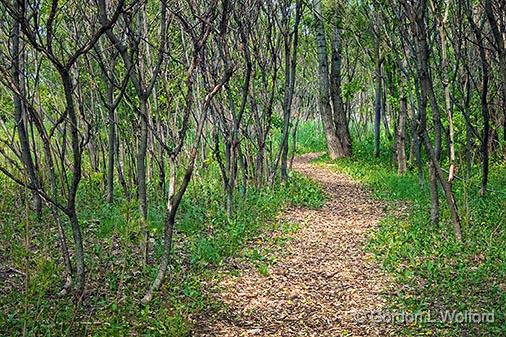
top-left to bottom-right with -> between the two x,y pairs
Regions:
295,120 -> 327,154
298,122 -> 506,336
0,163 -> 325,336
4,118 -> 503,336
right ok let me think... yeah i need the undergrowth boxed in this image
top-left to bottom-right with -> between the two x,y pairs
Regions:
300,122 -> 506,336
0,163 -> 325,336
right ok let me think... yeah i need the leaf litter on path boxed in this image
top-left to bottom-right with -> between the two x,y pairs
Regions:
194,153 -> 398,336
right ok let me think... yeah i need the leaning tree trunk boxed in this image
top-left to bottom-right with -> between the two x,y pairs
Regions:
413,0 -> 462,240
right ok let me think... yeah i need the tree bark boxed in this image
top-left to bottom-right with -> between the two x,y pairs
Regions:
314,0 -> 344,160
413,0 -> 462,239
468,8 -> 490,195
61,70 -> 86,295
397,90 -> 407,174
279,0 -> 302,181
330,11 -> 352,156
106,81 -> 116,204
374,37 -> 382,157
484,0 -> 506,157
137,97 -> 149,263
11,4 -> 42,215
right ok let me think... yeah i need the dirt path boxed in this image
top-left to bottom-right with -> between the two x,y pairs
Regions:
195,153 -> 396,336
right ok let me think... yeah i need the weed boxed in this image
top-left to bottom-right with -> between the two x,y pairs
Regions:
308,127 -> 506,336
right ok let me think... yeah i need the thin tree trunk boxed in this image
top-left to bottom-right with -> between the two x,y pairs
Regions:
468,9 -> 490,195
374,38 -> 382,157
484,0 -> 506,158
463,76 -> 473,177
435,4 -> 456,181
61,71 -> 86,295
397,90 -> 407,174
138,97 -> 149,263
11,7 -> 42,215
279,0 -> 302,181
413,0 -> 461,239
106,84 -> 116,204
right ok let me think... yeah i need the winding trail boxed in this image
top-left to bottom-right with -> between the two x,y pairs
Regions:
195,153 -> 396,336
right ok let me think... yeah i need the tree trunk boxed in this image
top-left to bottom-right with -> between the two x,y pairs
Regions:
468,9 -> 490,195
314,0 -> 343,160
279,0 -> 302,181
61,71 -> 86,295
106,84 -> 116,204
137,97 -> 149,263
374,38 -> 382,158
413,0 -> 461,239
11,9 -> 42,215
434,3 -> 456,182
397,91 -> 407,174
141,157 -> 176,304
329,12 -> 352,156
484,0 -> 506,158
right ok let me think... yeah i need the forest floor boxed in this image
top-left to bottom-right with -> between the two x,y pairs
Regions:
195,153 -> 398,336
